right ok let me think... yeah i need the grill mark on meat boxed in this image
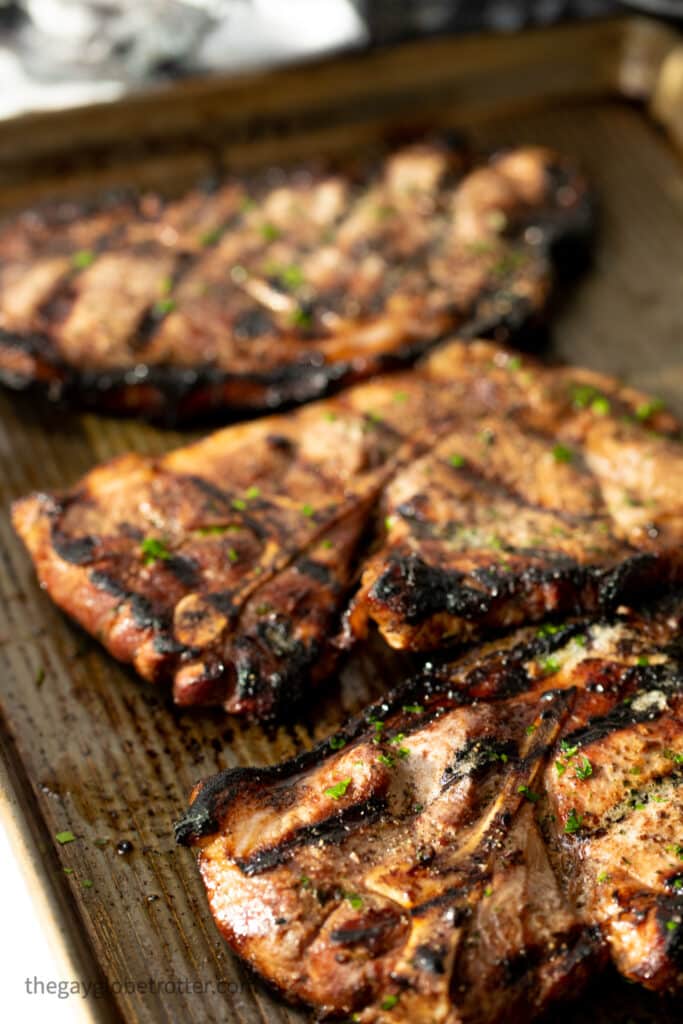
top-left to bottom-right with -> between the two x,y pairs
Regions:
13,339 -> 683,716
176,597 -> 683,1020
236,795 -> 388,876
0,141 -> 593,420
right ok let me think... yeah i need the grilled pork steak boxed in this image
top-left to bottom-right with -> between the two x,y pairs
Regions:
12,339 -> 682,716
176,597 -> 683,1022
0,142 -> 591,420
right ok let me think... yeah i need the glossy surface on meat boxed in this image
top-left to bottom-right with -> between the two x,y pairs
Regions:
12,339 -> 683,716
176,597 -> 683,1022
0,142 -> 591,420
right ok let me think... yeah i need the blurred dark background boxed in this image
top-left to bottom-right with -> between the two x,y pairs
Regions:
0,1 -> 680,120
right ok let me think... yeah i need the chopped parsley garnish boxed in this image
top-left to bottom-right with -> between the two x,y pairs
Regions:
591,396 -> 611,416
325,778 -> 351,800
324,410 -> 337,421
526,724 -> 537,736
635,398 -> 664,421
245,485 -> 261,500
380,995 -> 399,1011
403,704 -> 424,714
555,760 -> 567,777
72,249 -> 95,269
290,305 -> 312,329
393,390 -> 408,403
329,736 -> 346,750
378,753 -> 395,768
55,831 -> 76,845
81,879 -> 93,889
597,870 -> 610,884
575,756 -> 593,781
542,656 -> 561,676
564,808 -> 583,834
517,785 -> 539,803
63,867 -> 73,875
560,739 -> 579,757
260,222 -> 280,242
666,920 -> 679,932
663,749 -> 683,765
153,297 -> 176,316
300,876 -> 312,889
232,498 -> 247,511
574,634 -> 587,647
484,885 -> 493,897
552,443 -> 573,464
507,355 -> 522,371
35,666 -> 45,687
345,893 -> 363,910
636,655 -> 649,666
673,879 -> 683,891
301,503 -> 315,518
537,623 -> 561,637
140,537 -> 171,565
665,843 -> 683,860
449,453 -> 465,468
199,228 -> 221,247
321,539 -> 334,550
227,547 -> 239,564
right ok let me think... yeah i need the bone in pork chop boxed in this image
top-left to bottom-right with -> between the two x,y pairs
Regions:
176,596 -> 683,1022
12,339 -> 682,716
0,142 -> 591,420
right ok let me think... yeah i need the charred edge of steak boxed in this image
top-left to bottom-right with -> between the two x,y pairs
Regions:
0,148 -> 594,423
174,615 -> 602,847
368,550 -> 662,628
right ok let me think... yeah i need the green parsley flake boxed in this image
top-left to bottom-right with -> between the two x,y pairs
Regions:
552,443 -> 573,464
260,222 -> 280,242
56,831 -> 76,845
72,249 -> 95,270
232,498 -> 247,511
636,398 -> 664,421
140,537 -> 171,565
597,870 -> 610,884
449,453 -> 465,468
153,297 -> 176,316
380,995 -> 399,1011
290,305 -> 312,328
378,754 -> 395,768
35,666 -> 45,687
517,785 -> 539,803
245,486 -> 261,500
227,547 -> 239,564
301,503 -> 315,518
403,704 -> 424,714
325,778 -> 351,800
575,756 -> 593,781
542,656 -> 561,676
321,538 -> 334,550
329,736 -> 346,750
666,920 -> 679,932
393,391 -> 408,403
199,228 -> 221,247
564,808 -> 583,834
636,655 -> 649,667
537,623 -> 561,637
300,876 -> 312,889
560,739 -> 579,757
81,879 -> 94,889
345,893 -> 363,910
591,396 -> 611,416
555,760 -> 567,777
484,885 -> 493,897
526,724 -> 537,736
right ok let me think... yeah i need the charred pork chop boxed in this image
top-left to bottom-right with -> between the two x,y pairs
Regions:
0,142 -> 590,420
176,597 -> 683,1022
13,340 -> 682,716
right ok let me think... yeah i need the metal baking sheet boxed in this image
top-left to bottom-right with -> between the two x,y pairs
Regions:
1,16 -> 682,1023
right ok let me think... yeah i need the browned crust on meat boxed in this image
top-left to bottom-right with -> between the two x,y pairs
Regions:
0,142 -> 592,421
176,597 -> 683,1021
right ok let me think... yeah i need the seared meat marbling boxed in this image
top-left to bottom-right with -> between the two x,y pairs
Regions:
0,142 -> 591,420
12,339 -> 682,716
176,597 -> 683,1022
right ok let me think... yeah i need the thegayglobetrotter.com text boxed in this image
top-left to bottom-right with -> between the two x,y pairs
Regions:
25,976 -> 245,1000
